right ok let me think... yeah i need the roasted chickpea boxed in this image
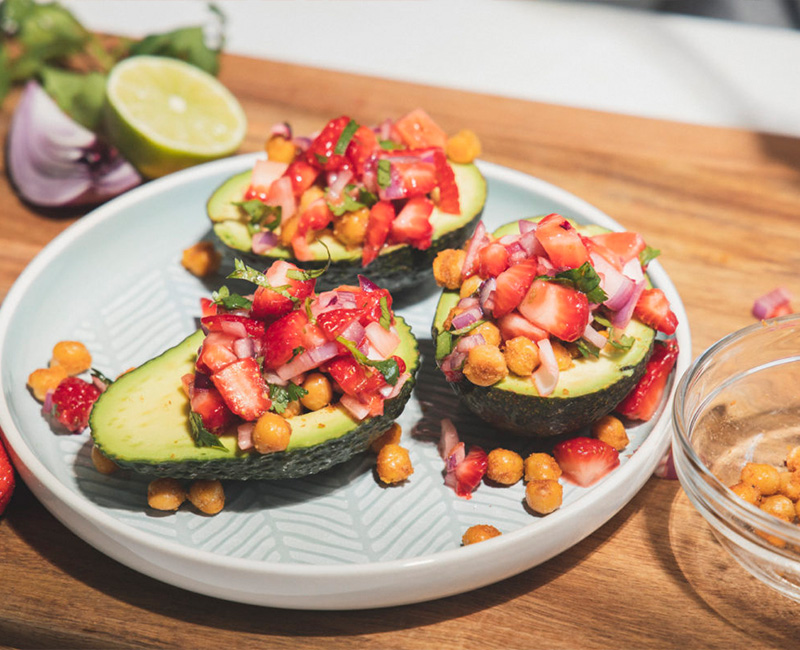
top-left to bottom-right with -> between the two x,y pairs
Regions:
459,275 -> 482,298
253,412 -> 292,454
282,400 -> 303,418
333,207 -> 370,248
51,340 -> 93,376
730,482 -> 761,506
504,336 -> 540,376
27,365 -> 67,402
265,134 -> 296,162
376,443 -> 413,484
760,494 -> 796,522
370,423 -> 402,454
462,524 -> 501,545
486,448 -> 524,485
524,452 -> 562,482
779,471 -> 800,501
550,340 -> 574,371
188,479 -> 225,515
279,214 -> 301,247
740,462 -> 780,496
433,249 -> 467,290
181,241 -> 221,278
473,321 -> 501,347
591,415 -> 629,451
463,344 -> 508,387
525,479 -> 563,515
298,186 -> 325,213
786,446 -> 800,472
91,445 -> 118,475
446,129 -> 482,164
300,373 -> 333,412
147,478 -> 186,511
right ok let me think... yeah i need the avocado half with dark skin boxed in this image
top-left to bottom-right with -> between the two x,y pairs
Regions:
431,220 -> 656,437
207,162 -> 487,292
90,318 -> 419,480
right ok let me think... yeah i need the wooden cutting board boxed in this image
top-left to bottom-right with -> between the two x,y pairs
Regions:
1,52 -> 799,649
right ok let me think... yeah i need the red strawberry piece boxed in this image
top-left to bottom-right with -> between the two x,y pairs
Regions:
362,200 -> 395,267
634,288 -> 678,335
590,231 -> 646,265
284,159 -> 319,196
492,260 -> 540,318
291,198 -> 334,261
200,297 -> 217,318
317,308 -> 363,341
201,314 -> 265,339
0,436 -> 15,516
477,242 -> 509,278
346,125 -> 379,174
452,445 -> 488,499
197,332 -> 238,374
582,236 -> 623,271
51,376 -> 101,433
392,159 -> 438,198
434,150 -> 460,214
211,357 -> 270,421
261,309 -> 310,370
306,115 -> 353,171
553,436 -> 620,487
393,108 -> 448,149
518,278 -> 589,342
497,311 -> 548,342
190,387 -> 236,433
326,355 -> 369,397
616,339 -> 679,421
535,214 -> 590,269
245,159 -> 289,201
251,260 -> 316,321
390,196 -> 434,249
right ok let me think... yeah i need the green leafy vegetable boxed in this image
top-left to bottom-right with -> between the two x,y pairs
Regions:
593,314 -> 634,351
639,245 -> 660,267
228,259 -> 295,300
575,339 -> 600,359
269,382 -> 308,414
234,199 -> 282,231
379,296 -> 392,330
377,159 -> 392,189
336,336 -> 400,386
212,285 -> 253,311
378,139 -> 404,151
545,262 -> 607,303
128,24 -> 220,76
189,412 -> 226,450
334,118 -> 359,155
40,66 -> 106,131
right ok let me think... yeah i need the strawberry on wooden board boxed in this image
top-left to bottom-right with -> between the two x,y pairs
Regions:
51,376 -> 101,433
634,288 -> 678,335
616,339 -> 679,422
553,437 -> 620,487
0,436 -> 15,516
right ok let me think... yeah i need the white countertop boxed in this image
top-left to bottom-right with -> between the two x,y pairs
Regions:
63,0 -> 800,138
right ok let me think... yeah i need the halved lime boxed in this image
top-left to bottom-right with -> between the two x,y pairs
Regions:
104,55 -> 247,178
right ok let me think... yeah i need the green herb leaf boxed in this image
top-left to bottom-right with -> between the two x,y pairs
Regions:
228,259 -> 295,300
450,320 -> 486,337
90,367 -> 114,386
334,118 -> 359,155
268,382 -> 308,414
327,191 -> 365,217
336,336 -> 400,386
546,262 -> 607,303
211,285 -> 253,311
377,159 -> 392,189
315,153 -> 329,165
285,241 -> 331,281
233,199 -> 281,231
128,25 -> 219,75
608,332 -> 635,351
40,66 -> 106,131
575,339 -> 600,359
357,188 -> 379,207
379,296 -> 392,330
189,412 -> 227,450
379,139 -> 404,151
639,245 -> 661,267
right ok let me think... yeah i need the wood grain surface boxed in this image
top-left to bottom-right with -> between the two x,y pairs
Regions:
1,52 -> 799,649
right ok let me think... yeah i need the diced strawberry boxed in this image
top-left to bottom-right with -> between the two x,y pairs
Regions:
518,279 -> 589,342
211,357 -> 270,421
197,332 -> 238,373
0,438 -> 15,516
265,175 -> 296,221
326,355 -> 369,397
306,115 -> 352,171
394,108 -> 447,149
634,288 -> 678,335
553,437 -> 620,487
50,377 -> 101,433
190,387 -> 236,432
261,309 -> 309,370
362,200 -> 395,267
393,160 -> 438,197
478,242 -> 510,278
317,308 -> 362,340
390,196 -> 434,249
497,311 -> 548,342
591,231 -> 646,265
434,150 -> 459,214
616,339 -> 679,421
582,236 -> 623,271
200,297 -> 217,318
493,260 -> 540,318
451,445 -> 488,499
244,160 -> 289,201
535,214 -> 590,269
291,198 -> 334,261
284,159 -> 319,197
201,314 -> 265,339
346,125 -> 379,174
251,260 -> 316,321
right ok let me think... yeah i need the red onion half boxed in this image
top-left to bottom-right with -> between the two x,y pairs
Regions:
8,81 -> 141,208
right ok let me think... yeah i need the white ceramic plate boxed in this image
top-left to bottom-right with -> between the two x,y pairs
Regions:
0,155 -> 691,610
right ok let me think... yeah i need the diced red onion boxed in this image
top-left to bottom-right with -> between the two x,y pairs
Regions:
518,230 -> 543,257
361,154 -> 378,194
378,164 -> 406,201
219,320 -> 248,339
379,118 -> 393,141
591,253 -> 635,311
292,136 -> 311,152
365,322 -> 400,357
462,222 -> 488,280
582,322 -> 608,350
379,372 -> 409,399
252,230 -> 278,254
250,159 -> 289,189
339,394 -> 371,421
358,275 -> 381,293
233,337 -> 256,359
42,390 -> 54,415
479,278 -> 497,314
275,341 -> 339,381
533,338 -> 559,397
752,287 -> 793,319
622,257 -> 645,283
439,418 -> 460,459
455,333 -> 486,353
270,122 -> 292,139
440,350 -> 467,381
238,422 -> 255,451
610,280 -> 645,330
92,376 -> 109,393
263,370 -> 287,386
266,175 -> 297,223
451,306 -> 483,331
340,320 -> 366,347
445,440 -> 466,472
326,169 -> 354,200
518,219 -> 537,234
457,296 -> 480,311
498,234 -> 520,246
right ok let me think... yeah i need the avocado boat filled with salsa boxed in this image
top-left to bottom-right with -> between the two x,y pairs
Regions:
207,109 -> 487,292
90,260 -> 419,480
431,215 -> 679,437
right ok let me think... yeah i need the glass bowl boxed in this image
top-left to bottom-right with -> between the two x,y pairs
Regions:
673,314 -> 800,602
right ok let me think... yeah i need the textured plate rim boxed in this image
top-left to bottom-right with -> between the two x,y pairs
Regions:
0,154 -> 692,609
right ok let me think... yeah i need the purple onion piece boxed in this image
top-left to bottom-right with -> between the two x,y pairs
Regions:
451,306 -> 483,331
358,275 -> 381,293
252,230 -> 278,255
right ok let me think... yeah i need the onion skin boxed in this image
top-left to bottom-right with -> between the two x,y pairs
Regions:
7,81 -> 141,209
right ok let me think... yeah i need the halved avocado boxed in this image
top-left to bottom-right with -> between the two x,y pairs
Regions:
90,318 -> 419,479
207,162 -> 487,292
431,219 -> 656,437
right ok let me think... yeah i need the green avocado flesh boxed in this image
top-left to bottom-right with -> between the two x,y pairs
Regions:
207,162 -> 487,291
90,318 -> 419,480
431,218 -> 656,437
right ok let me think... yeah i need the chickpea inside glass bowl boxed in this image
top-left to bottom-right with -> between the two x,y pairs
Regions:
672,314 -> 800,603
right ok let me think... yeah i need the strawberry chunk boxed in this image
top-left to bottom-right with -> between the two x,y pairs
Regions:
197,332 -> 238,373
392,159 -> 438,198
211,357 -> 270,421
200,297 -> 217,318
346,125 -> 379,175
251,260 -> 316,321
616,339 -> 679,422
478,242 -> 509,278
535,214 -> 590,269
261,310 -> 310,370
284,159 -> 319,197
201,314 -> 265,339
0,439 -> 14,516
190,386 -> 236,433
553,437 -> 620,487
317,308 -> 362,341
362,200 -> 395,267
390,196 -> 434,249
326,355 -> 382,397
497,311 -> 548,342
518,279 -> 589,342
393,108 -> 447,149
492,259 -> 539,318
434,150 -> 460,214
51,376 -> 101,433
446,444 -> 488,499
634,288 -> 678,335
591,231 -> 646,265
306,115 -> 352,171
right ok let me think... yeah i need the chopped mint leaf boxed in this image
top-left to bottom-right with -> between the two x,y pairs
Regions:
379,139 -> 404,151
593,314 -> 612,329
269,381 -> 308,414
212,285 -> 253,310
357,188 -> 378,207
336,336 -> 400,385
291,346 -> 305,360
315,153 -> 329,165
546,262 -> 607,303
379,296 -> 391,330
450,320 -> 486,336
327,191 -> 366,217
377,159 -> 392,189
285,241 -> 331,281
233,199 -> 281,231
639,245 -> 660,267
575,339 -> 600,359
608,332 -> 635,351
189,412 -> 226,450
334,118 -> 359,155
228,259 -> 295,300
